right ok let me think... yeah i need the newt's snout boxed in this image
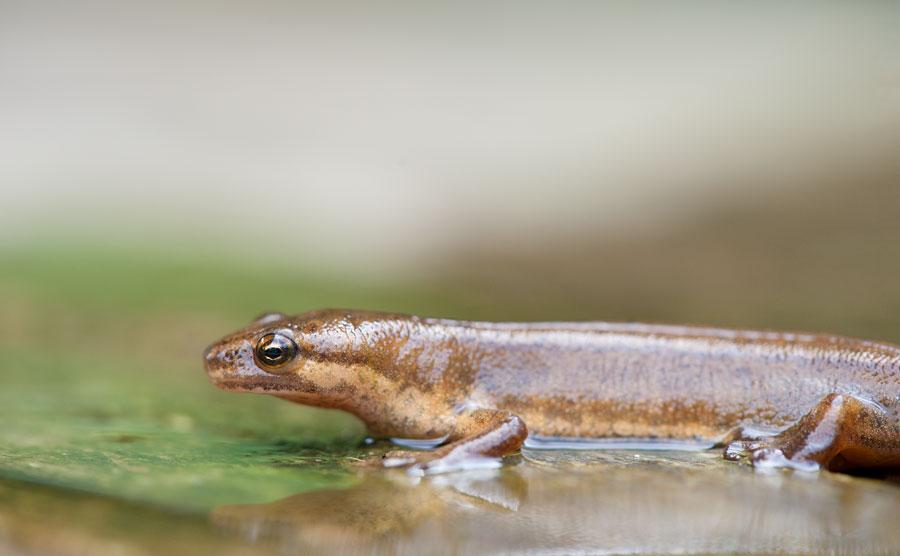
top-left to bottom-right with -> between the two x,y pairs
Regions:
203,336 -> 258,389
203,344 -> 216,365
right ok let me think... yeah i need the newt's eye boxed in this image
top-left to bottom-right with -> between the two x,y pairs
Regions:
255,333 -> 297,370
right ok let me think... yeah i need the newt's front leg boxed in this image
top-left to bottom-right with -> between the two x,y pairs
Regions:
723,394 -> 900,471
382,409 -> 528,474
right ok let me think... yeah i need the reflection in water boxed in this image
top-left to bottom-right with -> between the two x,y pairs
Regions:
212,450 -> 900,555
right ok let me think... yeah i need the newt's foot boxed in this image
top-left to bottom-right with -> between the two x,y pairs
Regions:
722,433 -> 821,472
378,448 -> 502,476
350,450 -> 420,470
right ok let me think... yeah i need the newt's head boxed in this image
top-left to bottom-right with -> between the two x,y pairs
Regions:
203,309 -> 415,408
206,308 -> 454,438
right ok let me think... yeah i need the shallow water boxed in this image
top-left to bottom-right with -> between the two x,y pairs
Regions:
212,448 -> 900,556
7,447 -> 900,556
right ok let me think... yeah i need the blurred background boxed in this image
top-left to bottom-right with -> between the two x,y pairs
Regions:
3,1 -> 900,329
2,2 -> 900,554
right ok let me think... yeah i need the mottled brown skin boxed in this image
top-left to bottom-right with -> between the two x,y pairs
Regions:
204,309 -> 900,473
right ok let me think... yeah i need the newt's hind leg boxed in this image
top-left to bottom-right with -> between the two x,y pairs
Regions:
722,394 -> 900,471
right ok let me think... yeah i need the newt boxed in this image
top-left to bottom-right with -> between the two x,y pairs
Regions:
204,309 -> 900,473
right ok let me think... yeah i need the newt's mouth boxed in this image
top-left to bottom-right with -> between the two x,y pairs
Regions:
211,377 -> 295,393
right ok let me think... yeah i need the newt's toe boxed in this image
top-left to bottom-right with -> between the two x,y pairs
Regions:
751,446 -> 821,472
722,438 -> 765,462
382,455 -> 420,468
721,435 -> 822,471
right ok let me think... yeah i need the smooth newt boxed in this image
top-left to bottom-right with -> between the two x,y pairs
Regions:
204,309 -> 900,473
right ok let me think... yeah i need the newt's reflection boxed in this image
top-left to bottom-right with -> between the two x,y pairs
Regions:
212,452 -> 900,555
